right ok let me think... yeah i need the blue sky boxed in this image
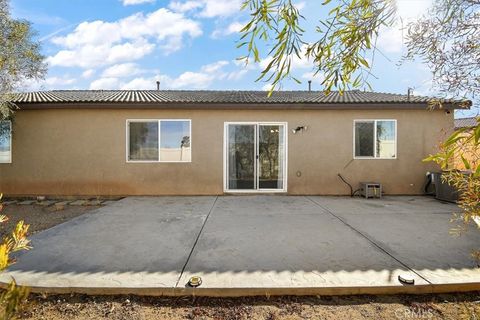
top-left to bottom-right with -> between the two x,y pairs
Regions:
10,0 -> 476,117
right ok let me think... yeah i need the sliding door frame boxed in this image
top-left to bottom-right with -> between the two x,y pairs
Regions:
223,121 -> 288,193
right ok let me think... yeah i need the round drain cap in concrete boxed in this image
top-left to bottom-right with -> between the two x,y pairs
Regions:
398,274 -> 415,285
187,276 -> 202,288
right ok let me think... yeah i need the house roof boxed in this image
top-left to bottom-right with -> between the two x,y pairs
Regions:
11,90 -> 470,109
454,117 -> 478,129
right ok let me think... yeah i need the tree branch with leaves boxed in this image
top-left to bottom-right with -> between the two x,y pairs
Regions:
239,0 -> 396,94
0,1 -> 43,317
0,0 -> 45,122
408,0 -> 480,251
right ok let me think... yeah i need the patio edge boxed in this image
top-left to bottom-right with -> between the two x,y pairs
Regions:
1,282 -> 479,297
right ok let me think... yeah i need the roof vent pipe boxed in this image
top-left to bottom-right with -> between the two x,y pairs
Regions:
308,80 -> 312,92
156,81 -> 160,90
407,87 -> 413,101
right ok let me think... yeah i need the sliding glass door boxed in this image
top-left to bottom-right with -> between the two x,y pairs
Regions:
258,125 -> 285,190
226,123 -> 286,192
227,124 -> 256,190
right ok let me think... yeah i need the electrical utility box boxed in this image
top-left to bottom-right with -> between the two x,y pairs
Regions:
359,182 -> 382,199
431,172 -> 459,203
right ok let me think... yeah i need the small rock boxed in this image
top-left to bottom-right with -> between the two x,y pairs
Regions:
54,201 -> 71,206
85,199 -> 103,206
53,204 -> 66,211
69,200 -> 88,206
37,200 -> 55,206
18,200 -> 36,205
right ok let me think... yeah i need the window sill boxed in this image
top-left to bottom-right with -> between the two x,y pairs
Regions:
353,157 -> 397,160
126,161 -> 192,163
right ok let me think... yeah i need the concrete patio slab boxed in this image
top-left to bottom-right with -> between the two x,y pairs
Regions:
0,195 -> 479,296
312,195 -> 458,214
179,196 -> 428,290
1,196 -> 216,289
310,196 -> 480,285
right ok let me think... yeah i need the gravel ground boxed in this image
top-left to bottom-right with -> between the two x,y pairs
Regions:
19,292 -> 480,320
0,203 -> 100,238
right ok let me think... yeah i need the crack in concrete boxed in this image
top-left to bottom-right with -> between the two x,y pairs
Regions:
175,196 -> 218,288
306,196 -> 432,285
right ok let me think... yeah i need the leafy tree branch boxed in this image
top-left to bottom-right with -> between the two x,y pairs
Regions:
239,0 -> 396,94
0,0 -> 46,121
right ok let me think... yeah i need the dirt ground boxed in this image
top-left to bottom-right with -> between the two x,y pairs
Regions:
0,204 -> 99,238
18,292 -> 480,320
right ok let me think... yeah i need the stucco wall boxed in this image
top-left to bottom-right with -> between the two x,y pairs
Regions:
0,108 -> 452,196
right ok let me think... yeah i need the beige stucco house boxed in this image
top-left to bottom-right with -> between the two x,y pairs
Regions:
0,90 -> 467,196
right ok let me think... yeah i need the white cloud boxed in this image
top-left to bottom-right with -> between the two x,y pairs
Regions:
301,72 -> 324,90
256,46 -> 321,90
294,1 -> 306,11
227,69 -> 248,81
44,76 -> 76,86
168,1 -> 203,12
227,21 -> 244,33
89,77 -> 121,90
102,63 -> 142,78
233,58 -> 257,71
396,0 -> 432,20
118,9 -> 202,41
122,0 -> 155,5
121,76 -> 170,90
377,0 -> 433,53
82,69 -> 95,78
302,71 -> 323,81
168,0 -> 241,18
259,45 -> 312,71
48,39 -> 155,68
211,21 -> 244,38
108,41 -> 155,63
409,79 -> 437,97
259,56 -> 273,70
262,83 -> 273,91
199,0 -> 241,18
21,75 -> 77,91
170,71 -> 214,89
90,59 -> 249,90
92,59 -> 235,89
51,20 -> 121,48
377,27 -> 404,53
200,60 -> 229,73
48,8 -> 202,68
169,60 -> 230,88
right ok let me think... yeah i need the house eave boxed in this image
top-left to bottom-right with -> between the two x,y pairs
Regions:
13,102 -> 467,111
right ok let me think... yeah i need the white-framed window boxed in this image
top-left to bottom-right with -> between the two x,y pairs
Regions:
354,119 -> 396,159
126,119 -> 191,163
0,120 -> 12,164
